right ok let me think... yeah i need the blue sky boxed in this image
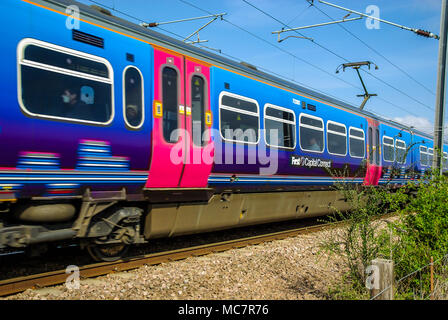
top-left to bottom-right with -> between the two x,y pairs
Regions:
77,0 -> 445,135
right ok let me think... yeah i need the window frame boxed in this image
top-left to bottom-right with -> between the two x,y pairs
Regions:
428,147 -> 434,167
382,136 -> 395,163
122,65 -> 145,130
299,113 -> 325,154
263,103 -> 296,150
160,64 -> 181,144
348,127 -> 366,159
326,120 -> 347,157
420,146 -> 428,167
218,91 -> 260,145
190,73 -> 208,147
17,38 -> 114,126
395,139 -> 407,164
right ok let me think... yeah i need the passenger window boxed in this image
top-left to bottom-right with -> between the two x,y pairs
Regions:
395,140 -> 406,164
375,129 -> 380,165
420,146 -> 428,166
162,67 -> 179,143
327,121 -> 347,156
264,105 -> 296,149
191,76 -> 206,147
18,40 -> 113,124
124,66 -> 144,129
219,93 -> 259,144
368,128 -> 373,164
299,114 -> 324,153
349,127 -> 365,158
383,136 -> 394,162
428,148 -> 434,167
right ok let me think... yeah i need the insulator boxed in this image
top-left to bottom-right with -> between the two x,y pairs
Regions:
416,29 -> 431,37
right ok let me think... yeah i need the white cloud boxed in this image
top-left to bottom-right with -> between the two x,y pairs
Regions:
393,115 -> 433,134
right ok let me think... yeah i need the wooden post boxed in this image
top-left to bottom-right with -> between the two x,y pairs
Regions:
430,256 -> 434,300
370,258 -> 394,300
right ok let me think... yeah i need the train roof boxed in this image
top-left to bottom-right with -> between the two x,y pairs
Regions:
44,0 -> 438,142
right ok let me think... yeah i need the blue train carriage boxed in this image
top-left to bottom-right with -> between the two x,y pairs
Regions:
414,131 -> 448,176
377,121 -> 414,185
437,140 -> 448,175
1,0 -> 153,202
413,132 -> 434,177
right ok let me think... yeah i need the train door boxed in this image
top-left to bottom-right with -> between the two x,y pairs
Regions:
145,48 -> 213,191
179,58 -> 214,187
364,119 -> 382,185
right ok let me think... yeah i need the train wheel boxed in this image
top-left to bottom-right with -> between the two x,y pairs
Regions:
87,243 -> 129,262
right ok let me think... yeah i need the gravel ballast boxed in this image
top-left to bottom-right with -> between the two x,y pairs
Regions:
4,228 -> 348,300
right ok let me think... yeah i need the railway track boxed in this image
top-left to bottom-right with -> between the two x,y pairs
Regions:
0,219 -> 346,297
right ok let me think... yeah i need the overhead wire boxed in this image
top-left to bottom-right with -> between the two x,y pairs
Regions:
285,1 -> 314,26
178,0 -> 428,120
310,2 -> 436,96
239,0 -> 435,112
177,0 -> 363,92
85,0 -> 432,130
84,0 -> 359,106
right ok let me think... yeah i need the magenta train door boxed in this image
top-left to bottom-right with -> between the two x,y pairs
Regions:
180,58 -> 214,188
145,48 -> 213,189
364,119 -> 382,186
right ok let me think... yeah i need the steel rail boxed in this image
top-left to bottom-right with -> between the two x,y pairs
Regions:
0,220 -> 343,297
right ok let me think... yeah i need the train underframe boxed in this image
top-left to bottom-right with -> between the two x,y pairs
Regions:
0,188 -> 351,261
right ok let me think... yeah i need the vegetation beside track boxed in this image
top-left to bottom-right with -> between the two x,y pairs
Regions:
320,172 -> 448,300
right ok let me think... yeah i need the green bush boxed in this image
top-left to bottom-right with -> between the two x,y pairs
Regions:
320,180 -> 409,299
321,164 -> 448,299
389,174 -> 448,297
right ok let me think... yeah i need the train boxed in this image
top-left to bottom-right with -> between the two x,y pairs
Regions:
0,0 -> 446,261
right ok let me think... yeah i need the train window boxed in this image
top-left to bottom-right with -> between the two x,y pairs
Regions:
395,140 -> 406,164
162,66 -> 179,143
123,66 -> 144,129
428,148 -> 434,167
191,76 -> 206,147
24,44 -> 109,78
368,128 -> 373,164
420,146 -> 428,166
383,136 -> 394,162
327,121 -> 347,156
375,129 -> 380,165
219,92 -> 259,144
299,114 -> 324,153
349,127 -> 365,159
18,39 -> 113,124
264,104 -> 296,149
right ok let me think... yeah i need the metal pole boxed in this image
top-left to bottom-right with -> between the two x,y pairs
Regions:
141,13 -> 226,28
272,16 -> 362,34
183,17 -> 218,42
433,0 -> 448,174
